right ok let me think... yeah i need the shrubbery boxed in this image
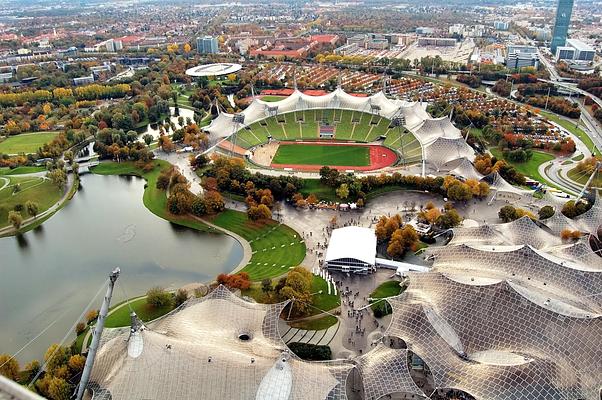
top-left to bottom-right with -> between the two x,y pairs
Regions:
288,342 -> 332,361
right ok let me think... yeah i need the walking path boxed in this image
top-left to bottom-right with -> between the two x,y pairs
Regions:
0,173 -> 75,237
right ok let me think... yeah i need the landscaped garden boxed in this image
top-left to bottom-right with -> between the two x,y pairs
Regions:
490,147 -> 555,184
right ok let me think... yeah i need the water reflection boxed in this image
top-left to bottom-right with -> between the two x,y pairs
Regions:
0,173 -> 243,362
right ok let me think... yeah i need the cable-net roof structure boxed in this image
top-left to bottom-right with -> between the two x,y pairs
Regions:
481,172 -> 532,200
448,157 -> 484,181
422,137 -> 476,172
385,272 -> 602,400
354,344 -> 427,400
412,117 -> 462,146
428,243 -> 602,311
204,88 -> 415,139
87,286 -> 351,400
572,195 -> 602,234
447,216 -> 558,250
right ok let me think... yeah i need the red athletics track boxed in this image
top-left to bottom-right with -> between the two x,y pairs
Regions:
269,141 -> 398,172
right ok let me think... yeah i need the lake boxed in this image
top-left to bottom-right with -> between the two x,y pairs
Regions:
0,173 -> 243,362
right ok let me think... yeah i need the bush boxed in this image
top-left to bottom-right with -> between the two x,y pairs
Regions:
288,342 -> 332,361
538,205 -> 555,220
374,300 -> 393,317
85,309 -> 99,324
146,287 -> 173,309
75,322 -> 86,336
174,289 -> 188,307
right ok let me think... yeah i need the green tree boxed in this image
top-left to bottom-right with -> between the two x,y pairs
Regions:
336,183 -> 349,200
498,205 -> 518,222
447,182 -> 472,202
8,211 -> 22,229
25,200 -> 39,218
437,209 -> 462,228
143,134 -> 153,147
538,205 -> 555,220
146,287 -> 173,309
261,279 -> 273,294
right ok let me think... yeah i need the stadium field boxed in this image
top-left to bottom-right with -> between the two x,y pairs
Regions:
272,143 -> 370,167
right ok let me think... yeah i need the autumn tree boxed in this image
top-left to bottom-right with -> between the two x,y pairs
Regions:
278,267 -> 313,317
0,354 -> 19,380
26,200 -> 39,218
8,211 -> 23,229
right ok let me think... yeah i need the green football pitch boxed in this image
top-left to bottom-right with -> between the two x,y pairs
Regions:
272,143 -> 370,166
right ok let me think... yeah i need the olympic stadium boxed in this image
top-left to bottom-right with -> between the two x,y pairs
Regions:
205,88 -> 476,173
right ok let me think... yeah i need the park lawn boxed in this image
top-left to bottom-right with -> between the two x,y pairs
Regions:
309,275 -> 340,315
272,144 -> 370,166
0,175 -> 62,228
210,209 -> 306,281
90,160 -> 215,233
104,297 -> 175,328
568,166 -> 602,187
241,275 -> 339,315
370,280 -> 404,299
261,95 -> 286,102
289,315 -> 338,331
490,147 -> 555,184
539,111 -> 600,156
0,166 -> 46,175
0,132 -> 59,154
300,179 -> 338,202
369,280 -> 405,316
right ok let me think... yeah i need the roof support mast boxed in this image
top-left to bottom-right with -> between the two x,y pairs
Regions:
576,161 -> 601,203
75,268 -> 120,400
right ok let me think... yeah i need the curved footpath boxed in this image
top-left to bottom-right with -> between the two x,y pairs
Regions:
0,173 -> 76,237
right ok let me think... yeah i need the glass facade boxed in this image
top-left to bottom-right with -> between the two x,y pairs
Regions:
550,0 -> 573,54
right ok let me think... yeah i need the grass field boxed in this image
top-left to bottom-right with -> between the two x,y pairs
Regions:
273,143 -> 370,166
104,296 -> 175,328
490,147 -> 555,184
0,175 -> 62,228
0,166 -> 46,175
261,95 -> 286,102
209,209 -> 306,281
0,132 -> 59,154
568,166 -> 602,187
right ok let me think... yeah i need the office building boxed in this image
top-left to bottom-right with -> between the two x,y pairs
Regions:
197,36 -> 219,54
494,21 -> 509,31
418,37 -> 456,47
550,0 -> 574,54
506,45 -> 539,69
555,46 -> 576,61
565,39 -> 595,61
